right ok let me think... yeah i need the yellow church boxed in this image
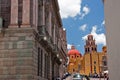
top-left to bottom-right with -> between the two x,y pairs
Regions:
67,34 -> 108,76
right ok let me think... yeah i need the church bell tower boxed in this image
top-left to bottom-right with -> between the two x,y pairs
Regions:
84,34 -> 97,53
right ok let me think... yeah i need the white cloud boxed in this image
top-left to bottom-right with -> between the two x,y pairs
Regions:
101,20 -> 105,25
63,28 -> 66,31
77,45 -> 80,47
58,0 -> 82,18
82,35 -> 88,40
98,28 -> 102,32
83,6 -> 90,14
67,44 -> 72,50
79,24 -> 87,31
82,26 -> 106,45
80,6 -> 90,19
58,1 -> 90,19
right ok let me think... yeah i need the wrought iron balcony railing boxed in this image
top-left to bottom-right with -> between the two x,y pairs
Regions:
53,44 -> 59,53
38,25 -> 46,36
37,25 -> 54,50
38,25 -> 52,42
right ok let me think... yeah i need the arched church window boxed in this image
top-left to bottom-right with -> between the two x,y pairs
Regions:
103,61 -> 107,66
88,48 -> 90,52
18,0 -> 23,27
45,4 -> 49,31
95,48 -> 97,51
85,48 -> 87,53
92,47 -> 94,51
71,55 -> 74,58
0,0 -> 11,28
91,42 -> 93,45
73,69 -> 75,72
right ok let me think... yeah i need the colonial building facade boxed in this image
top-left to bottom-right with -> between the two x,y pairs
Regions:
0,0 -> 67,80
67,35 -> 108,76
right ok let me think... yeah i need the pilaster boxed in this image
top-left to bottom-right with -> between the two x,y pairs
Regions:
21,0 -> 30,27
48,8 -> 52,36
40,1 -> 45,26
9,0 -> 18,28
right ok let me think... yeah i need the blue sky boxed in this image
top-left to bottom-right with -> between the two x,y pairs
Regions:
58,0 -> 106,55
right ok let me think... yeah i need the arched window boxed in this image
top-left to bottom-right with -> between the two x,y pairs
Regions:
85,48 -> 87,53
92,47 -> 94,51
88,48 -> 90,52
18,0 -> 23,27
0,0 -> 11,28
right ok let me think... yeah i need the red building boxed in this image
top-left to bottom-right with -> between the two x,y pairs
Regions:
67,46 -> 82,73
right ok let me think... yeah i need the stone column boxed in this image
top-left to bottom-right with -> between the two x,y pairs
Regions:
21,0 -> 30,27
9,0 -> 18,28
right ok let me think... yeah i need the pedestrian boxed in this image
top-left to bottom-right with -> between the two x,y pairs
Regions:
106,74 -> 109,80
56,76 -> 61,80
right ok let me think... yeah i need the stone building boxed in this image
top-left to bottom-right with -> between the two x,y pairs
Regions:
67,34 -> 108,76
0,0 -> 67,80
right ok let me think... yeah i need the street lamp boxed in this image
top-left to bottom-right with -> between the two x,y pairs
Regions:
60,59 -> 62,62
57,54 -> 59,57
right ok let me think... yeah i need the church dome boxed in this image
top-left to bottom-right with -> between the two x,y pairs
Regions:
68,45 -> 81,56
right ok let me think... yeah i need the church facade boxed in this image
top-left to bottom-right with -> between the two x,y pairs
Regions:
67,34 -> 108,76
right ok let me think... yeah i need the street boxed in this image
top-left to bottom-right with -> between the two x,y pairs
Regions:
65,76 -> 72,80
65,76 -> 108,80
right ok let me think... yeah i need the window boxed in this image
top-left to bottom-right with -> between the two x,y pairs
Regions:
44,53 -> 48,78
85,48 -> 87,53
37,47 -> 43,77
38,47 -> 43,77
71,56 -> 74,58
102,56 -> 107,66
95,48 -> 97,51
40,49 -> 43,76
103,61 -> 107,66
0,0 -> 11,28
46,54 -> 50,79
18,0 -> 23,27
102,56 -> 107,61
88,48 -> 90,52
92,47 -> 94,51
45,5 -> 49,31
37,47 -> 40,76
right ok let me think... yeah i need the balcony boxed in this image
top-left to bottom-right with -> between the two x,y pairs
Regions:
37,25 -> 46,36
37,25 -> 53,51
102,56 -> 107,61
53,44 -> 60,53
